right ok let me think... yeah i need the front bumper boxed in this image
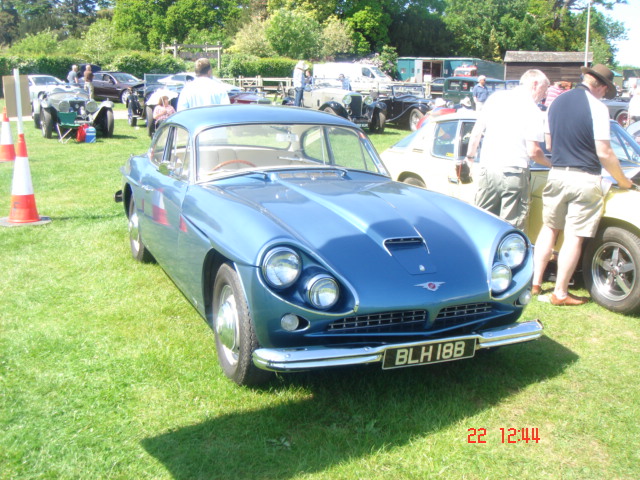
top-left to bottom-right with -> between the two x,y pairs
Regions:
253,319 -> 543,372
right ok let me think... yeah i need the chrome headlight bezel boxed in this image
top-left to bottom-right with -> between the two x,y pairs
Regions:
262,247 -> 301,289
86,101 -> 98,114
491,264 -> 512,294
306,274 -> 339,310
364,95 -> 374,105
58,100 -> 70,113
342,94 -> 353,105
498,233 -> 527,268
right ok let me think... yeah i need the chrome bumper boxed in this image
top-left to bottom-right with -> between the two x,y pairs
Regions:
253,319 -> 543,372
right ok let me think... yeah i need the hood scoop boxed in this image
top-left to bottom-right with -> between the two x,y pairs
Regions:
384,237 -> 436,275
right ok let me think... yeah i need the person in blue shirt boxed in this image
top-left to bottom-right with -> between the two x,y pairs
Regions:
472,75 -> 489,111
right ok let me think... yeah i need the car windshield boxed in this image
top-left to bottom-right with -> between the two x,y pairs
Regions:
48,89 -> 90,102
610,122 -> 640,168
392,85 -> 425,97
33,76 -> 63,85
196,123 -> 386,182
111,73 -> 140,82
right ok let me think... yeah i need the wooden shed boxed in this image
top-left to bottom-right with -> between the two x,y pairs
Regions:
504,51 -> 593,83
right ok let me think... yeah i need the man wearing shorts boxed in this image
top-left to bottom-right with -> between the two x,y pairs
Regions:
532,64 -> 633,306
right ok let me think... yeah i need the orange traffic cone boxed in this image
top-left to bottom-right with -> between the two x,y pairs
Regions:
0,134 -> 51,227
0,107 -> 16,162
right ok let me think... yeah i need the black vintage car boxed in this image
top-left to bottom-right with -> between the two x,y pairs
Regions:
379,84 -> 433,131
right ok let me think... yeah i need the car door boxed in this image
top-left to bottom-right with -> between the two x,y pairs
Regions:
91,73 -> 107,99
139,125 -> 189,265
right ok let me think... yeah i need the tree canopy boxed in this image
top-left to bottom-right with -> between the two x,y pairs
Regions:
0,0 -> 633,67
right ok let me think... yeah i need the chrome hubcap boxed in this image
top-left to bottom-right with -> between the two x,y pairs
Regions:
129,205 -> 140,254
215,285 -> 239,365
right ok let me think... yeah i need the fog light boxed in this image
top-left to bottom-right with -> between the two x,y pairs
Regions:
519,290 -> 532,305
281,314 -> 300,332
491,264 -> 511,294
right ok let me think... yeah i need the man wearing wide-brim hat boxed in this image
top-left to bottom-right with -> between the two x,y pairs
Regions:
532,64 -> 634,306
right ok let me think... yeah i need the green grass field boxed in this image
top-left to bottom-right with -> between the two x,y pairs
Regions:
1,105 -> 639,480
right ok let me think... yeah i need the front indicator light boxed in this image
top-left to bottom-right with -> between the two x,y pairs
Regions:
307,275 -> 339,310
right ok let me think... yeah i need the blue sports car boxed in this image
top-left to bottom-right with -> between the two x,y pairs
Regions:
115,105 -> 543,386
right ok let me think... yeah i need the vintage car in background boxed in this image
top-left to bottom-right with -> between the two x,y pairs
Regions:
443,76 -> 506,108
114,104 -> 543,386
27,75 -> 82,102
127,74 -> 271,137
32,87 -> 114,140
79,71 -> 142,103
428,77 -> 445,97
378,84 -> 433,131
284,79 -> 387,133
603,96 -> 630,126
381,111 -> 640,314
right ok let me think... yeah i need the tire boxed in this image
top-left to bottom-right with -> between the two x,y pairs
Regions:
102,109 -> 114,138
582,226 -> 640,314
146,106 -> 155,137
408,108 -> 424,131
369,110 -> 386,134
128,196 -> 154,263
120,90 -> 131,104
128,102 -> 137,127
615,110 -> 628,127
403,176 -> 426,188
213,263 -> 273,386
33,112 -> 41,129
41,109 -> 53,139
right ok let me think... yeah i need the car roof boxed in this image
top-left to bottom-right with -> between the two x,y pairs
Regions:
169,105 -> 361,130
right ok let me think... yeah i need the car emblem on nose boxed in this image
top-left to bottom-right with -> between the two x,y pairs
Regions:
416,281 -> 445,291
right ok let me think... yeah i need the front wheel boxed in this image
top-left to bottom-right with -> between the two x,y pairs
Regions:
120,90 -> 131,104
369,110 -> 386,134
213,264 -> 273,386
102,109 -> 114,138
582,226 -> 640,314
128,196 -> 154,263
41,109 -> 53,139
128,102 -> 137,127
408,108 -> 424,131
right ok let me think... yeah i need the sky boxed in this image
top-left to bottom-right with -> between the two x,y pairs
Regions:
606,0 -> 639,67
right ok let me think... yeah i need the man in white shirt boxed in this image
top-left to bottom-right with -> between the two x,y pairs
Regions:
177,58 -> 230,111
465,69 -> 551,231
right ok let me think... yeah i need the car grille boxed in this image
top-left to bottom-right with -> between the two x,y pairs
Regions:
327,310 -> 427,334
68,101 -> 87,113
347,96 -> 363,117
325,303 -> 494,335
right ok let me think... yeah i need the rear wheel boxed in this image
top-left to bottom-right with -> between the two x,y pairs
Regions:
41,109 -> 53,139
128,196 -> 154,263
120,90 -> 131,104
146,106 -> 155,137
213,263 -> 273,386
582,226 -> 640,314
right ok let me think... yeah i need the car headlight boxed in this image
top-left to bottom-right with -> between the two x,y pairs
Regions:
364,95 -> 374,105
343,94 -> 353,105
491,264 -> 512,294
497,233 -> 527,268
262,247 -> 301,288
58,100 -> 70,113
86,101 -> 98,113
307,274 -> 339,309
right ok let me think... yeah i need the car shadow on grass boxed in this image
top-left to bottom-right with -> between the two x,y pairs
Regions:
142,336 -> 576,479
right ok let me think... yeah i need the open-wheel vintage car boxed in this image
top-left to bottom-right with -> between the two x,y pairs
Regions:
378,84 -> 433,131
284,79 -> 387,133
32,87 -> 114,140
114,104 -> 543,386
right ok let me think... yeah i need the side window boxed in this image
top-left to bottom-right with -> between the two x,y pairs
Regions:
328,128 -> 377,172
432,121 -> 458,158
149,127 -> 171,165
170,127 -> 191,181
362,68 -> 373,78
461,82 -> 471,92
459,121 -> 475,158
301,127 -> 328,163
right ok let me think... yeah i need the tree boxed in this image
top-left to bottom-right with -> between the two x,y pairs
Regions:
0,3 -> 19,46
264,9 -> 322,59
320,16 -> 355,60
230,17 -> 276,57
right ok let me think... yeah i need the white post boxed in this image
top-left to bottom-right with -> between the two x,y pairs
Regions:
584,0 -> 592,66
12,68 -> 24,135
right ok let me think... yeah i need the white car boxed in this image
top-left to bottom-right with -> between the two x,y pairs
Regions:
28,75 -> 82,102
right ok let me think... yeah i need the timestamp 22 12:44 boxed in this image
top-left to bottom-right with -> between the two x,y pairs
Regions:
467,427 -> 540,444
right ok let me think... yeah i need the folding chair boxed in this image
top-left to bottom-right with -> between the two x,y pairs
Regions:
56,112 -> 78,143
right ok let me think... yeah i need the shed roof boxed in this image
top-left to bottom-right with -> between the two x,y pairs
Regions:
504,51 -> 592,63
